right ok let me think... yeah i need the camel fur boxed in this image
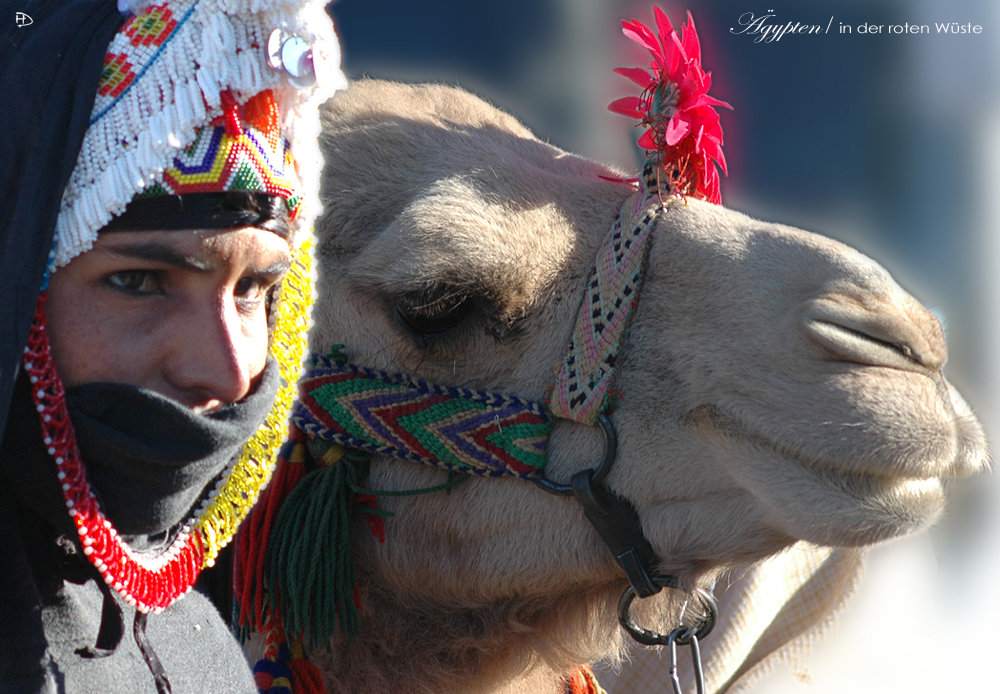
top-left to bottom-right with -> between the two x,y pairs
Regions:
290,79 -> 988,694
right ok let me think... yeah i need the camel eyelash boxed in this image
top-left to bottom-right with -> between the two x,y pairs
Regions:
393,287 -> 477,346
389,282 -> 532,351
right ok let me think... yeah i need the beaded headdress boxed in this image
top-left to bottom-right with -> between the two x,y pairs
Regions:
23,0 -> 345,615
53,0 -> 346,267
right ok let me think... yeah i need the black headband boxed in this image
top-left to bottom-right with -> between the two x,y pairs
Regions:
100,192 -> 291,239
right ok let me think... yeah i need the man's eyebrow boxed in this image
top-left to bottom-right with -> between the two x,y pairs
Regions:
104,242 -> 213,271
257,256 -> 293,277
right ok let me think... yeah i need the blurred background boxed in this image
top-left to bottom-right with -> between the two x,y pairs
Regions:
327,0 -> 999,690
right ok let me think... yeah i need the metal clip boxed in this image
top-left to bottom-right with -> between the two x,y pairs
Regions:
667,627 -> 706,694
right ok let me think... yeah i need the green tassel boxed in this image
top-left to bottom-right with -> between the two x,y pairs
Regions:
263,415 -> 467,647
266,452 -> 368,644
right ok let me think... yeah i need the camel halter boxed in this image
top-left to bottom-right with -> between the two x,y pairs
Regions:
287,166 -> 716,680
244,9 -> 730,693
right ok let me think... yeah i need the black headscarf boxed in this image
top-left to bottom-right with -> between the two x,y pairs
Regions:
0,0 -> 126,447
0,3 -> 130,686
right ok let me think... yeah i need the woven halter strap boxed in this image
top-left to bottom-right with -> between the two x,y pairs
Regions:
293,178 -> 666,478
549,182 -> 663,424
293,358 -> 553,479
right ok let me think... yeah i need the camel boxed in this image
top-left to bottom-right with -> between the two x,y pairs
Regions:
263,79 -> 988,694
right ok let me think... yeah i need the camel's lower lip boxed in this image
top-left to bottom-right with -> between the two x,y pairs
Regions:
707,401 -> 960,484
706,409 -> 949,545
809,461 -> 941,496
809,463 -> 944,509
806,464 -> 945,543
766,454 -> 947,546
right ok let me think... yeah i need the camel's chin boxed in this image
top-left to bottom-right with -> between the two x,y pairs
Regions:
730,443 -> 947,548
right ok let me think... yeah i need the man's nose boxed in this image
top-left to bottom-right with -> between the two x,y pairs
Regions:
167,295 -> 256,410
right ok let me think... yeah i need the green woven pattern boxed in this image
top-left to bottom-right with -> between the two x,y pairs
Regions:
292,355 -> 554,478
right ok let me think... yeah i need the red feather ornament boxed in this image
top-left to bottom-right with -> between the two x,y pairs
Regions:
610,7 -> 732,203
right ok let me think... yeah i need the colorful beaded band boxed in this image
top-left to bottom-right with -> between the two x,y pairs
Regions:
138,90 -> 303,221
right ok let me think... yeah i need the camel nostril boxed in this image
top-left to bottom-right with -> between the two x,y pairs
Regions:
806,320 -> 924,370
802,297 -> 946,372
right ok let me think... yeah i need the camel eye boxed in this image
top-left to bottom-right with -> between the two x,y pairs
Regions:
395,290 -> 473,342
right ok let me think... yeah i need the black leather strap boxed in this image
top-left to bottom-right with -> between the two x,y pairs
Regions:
571,467 -> 663,598
74,577 -> 124,659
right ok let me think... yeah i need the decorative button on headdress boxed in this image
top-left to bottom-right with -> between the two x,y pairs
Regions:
23,0 -> 345,615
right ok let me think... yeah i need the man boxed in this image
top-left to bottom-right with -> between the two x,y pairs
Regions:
0,0 -> 345,691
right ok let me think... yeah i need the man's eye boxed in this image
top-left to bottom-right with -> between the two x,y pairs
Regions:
234,276 -> 272,310
106,270 -> 162,296
235,277 -> 262,298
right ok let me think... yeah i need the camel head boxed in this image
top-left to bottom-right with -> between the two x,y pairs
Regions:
302,79 -> 987,691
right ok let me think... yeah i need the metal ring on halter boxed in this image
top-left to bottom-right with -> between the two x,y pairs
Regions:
533,413 -> 617,496
618,581 -> 718,646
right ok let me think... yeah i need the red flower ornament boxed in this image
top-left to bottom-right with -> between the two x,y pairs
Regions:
610,7 -> 732,203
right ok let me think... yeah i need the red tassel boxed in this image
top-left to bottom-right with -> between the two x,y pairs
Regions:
237,427 -> 308,629
289,640 -> 328,694
565,665 -> 603,694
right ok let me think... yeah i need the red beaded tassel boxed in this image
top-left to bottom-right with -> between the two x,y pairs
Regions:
564,665 -> 604,694
23,292 -> 206,613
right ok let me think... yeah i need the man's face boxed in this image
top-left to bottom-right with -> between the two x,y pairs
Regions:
46,227 -> 292,413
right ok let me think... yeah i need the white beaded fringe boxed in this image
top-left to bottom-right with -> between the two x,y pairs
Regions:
53,0 -> 344,269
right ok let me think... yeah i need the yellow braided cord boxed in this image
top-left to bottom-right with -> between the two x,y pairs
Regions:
196,236 -> 314,566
